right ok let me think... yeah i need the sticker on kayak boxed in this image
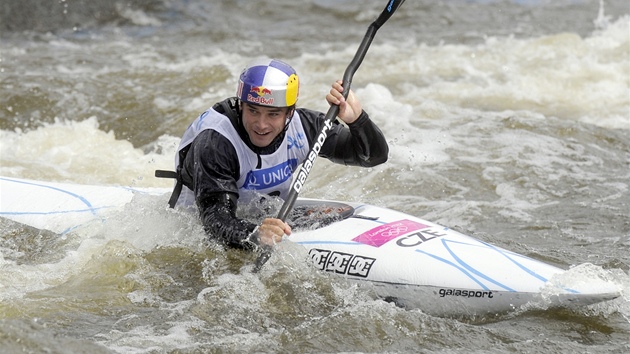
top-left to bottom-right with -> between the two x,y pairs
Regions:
352,219 -> 430,247
309,249 -> 376,278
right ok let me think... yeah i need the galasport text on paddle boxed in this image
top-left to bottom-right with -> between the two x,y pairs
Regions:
253,0 -> 406,272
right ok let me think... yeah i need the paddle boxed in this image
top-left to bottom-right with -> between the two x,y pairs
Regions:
253,0 -> 406,272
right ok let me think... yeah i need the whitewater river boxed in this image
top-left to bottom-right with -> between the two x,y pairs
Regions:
1,0 -> 629,352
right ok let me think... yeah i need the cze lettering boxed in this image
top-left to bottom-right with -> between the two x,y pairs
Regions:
396,229 -> 447,247
293,120 -> 334,193
439,288 -> 494,299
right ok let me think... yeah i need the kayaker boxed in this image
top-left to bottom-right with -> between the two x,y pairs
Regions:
158,58 -> 388,250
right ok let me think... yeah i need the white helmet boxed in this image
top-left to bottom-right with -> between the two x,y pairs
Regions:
236,59 -> 299,107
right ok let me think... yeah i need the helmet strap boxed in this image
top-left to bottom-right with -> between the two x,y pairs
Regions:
283,106 -> 295,132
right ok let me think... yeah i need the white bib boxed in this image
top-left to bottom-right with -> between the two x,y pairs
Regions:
175,107 -> 310,205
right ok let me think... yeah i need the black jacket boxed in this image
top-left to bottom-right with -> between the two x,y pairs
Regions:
178,97 -> 389,249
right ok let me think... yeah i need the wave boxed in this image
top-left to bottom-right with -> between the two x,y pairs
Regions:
0,0 -> 164,32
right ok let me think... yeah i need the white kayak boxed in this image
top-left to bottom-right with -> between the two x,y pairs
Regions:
0,176 -> 621,316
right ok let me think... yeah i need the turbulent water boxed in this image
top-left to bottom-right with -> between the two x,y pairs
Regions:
1,0 -> 629,353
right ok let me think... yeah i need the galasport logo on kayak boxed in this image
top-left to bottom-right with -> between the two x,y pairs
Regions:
293,119 -> 334,193
247,86 -> 274,105
439,288 -> 494,299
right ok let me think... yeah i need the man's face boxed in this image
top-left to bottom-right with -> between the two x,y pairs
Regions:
241,103 -> 290,147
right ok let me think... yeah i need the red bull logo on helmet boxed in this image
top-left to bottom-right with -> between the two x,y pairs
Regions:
247,85 -> 275,105
250,86 -> 272,96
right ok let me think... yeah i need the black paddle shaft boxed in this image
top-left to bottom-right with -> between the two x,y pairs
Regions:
278,0 -> 405,221
253,0 -> 405,272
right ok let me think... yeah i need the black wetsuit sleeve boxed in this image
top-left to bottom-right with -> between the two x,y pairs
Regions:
179,129 -> 259,249
298,108 -> 389,166
198,193 -> 259,250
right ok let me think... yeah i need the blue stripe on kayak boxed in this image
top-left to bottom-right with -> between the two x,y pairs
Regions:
439,239 -> 516,291
414,248 -> 495,291
60,224 -> 81,236
0,177 -> 98,216
0,207 -> 112,216
475,239 -> 549,282
475,239 -> 580,294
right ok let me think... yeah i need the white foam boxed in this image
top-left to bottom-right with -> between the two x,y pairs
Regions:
0,117 -> 178,187
342,16 -> 630,130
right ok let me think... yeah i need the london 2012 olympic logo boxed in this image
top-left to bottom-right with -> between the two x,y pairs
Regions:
352,219 -> 430,247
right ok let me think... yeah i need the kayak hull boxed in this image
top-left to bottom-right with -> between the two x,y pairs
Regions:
0,177 -> 620,316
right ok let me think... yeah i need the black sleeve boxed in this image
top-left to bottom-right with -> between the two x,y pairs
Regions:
298,108 -> 389,167
180,130 -> 259,249
198,193 -> 259,250
181,129 -> 240,197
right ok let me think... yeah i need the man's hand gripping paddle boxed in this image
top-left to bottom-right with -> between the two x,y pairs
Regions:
253,0 -> 406,272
